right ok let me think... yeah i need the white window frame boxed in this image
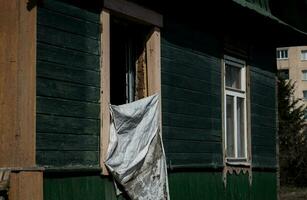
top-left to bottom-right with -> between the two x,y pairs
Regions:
223,55 -> 248,164
301,50 -> 307,61
276,49 -> 288,60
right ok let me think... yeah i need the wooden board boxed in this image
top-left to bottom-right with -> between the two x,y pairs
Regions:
0,0 -> 36,167
100,9 -> 110,174
9,172 -> 43,200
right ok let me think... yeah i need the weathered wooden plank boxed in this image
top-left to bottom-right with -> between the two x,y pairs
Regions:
37,25 -> 100,55
163,126 -> 221,142
161,58 -> 222,81
37,78 -> 100,102
0,0 -> 36,167
41,0 -> 100,22
37,61 -> 100,87
37,97 -> 100,119
162,72 -> 221,96
37,133 -> 99,151
36,114 -> 99,135
38,8 -> 100,39
9,172 -> 43,200
37,43 -> 100,71
36,151 -> 99,166
162,85 -> 220,106
162,99 -> 221,119
100,9 -> 110,174
166,154 -> 222,167
161,44 -> 221,73
162,112 -> 221,130
164,140 -> 221,154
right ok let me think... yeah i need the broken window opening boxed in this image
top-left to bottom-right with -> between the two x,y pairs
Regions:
110,17 -> 150,105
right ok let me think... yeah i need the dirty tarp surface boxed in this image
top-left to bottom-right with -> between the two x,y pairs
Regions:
105,94 -> 169,200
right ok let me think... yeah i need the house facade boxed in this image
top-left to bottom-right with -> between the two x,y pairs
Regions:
1,0 -> 307,199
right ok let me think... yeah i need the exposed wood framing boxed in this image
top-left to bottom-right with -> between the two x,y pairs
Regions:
0,0 -> 36,167
100,9 -> 111,175
104,0 -> 163,27
9,172 -> 43,200
146,28 -> 161,95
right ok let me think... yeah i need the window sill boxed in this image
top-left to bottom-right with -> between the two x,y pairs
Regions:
225,158 -> 250,167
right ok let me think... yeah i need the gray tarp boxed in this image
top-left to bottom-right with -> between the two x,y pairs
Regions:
105,94 -> 169,200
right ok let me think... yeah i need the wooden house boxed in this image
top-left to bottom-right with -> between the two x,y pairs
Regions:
1,0 -> 307,199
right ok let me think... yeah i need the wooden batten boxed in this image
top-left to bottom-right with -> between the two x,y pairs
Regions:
100,9 -> 111,175
0,0 -> 36,167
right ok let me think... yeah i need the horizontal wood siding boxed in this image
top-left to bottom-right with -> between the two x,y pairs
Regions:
161,18 -> 223,167
250,48 -> 277,168
36,0 -> 101,167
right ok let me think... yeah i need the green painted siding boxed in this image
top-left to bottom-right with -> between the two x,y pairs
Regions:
161,18 -> 223,167
169,171 -> 276,200
36,0 -> 101,167
250,61 -> 277,168
43,172 -> 276,200
44,174 -> 112,200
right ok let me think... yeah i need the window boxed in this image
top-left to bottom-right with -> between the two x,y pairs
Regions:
276,49 -> 288,59
303,91 -> 307,100
278,69 -> 289,80
303,70 -> 307,81
301,50 -> 307,61
224,56 -> 248,163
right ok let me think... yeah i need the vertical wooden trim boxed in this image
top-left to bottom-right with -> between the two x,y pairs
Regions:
101,9 -> 110,175
146,27 -> 162,141
146,27 -> 161,96
9,172 -> 43,200
0,0 -> 36,167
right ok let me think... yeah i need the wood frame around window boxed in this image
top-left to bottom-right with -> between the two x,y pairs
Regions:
222,55 -> 251,166
100,3 -> 162,174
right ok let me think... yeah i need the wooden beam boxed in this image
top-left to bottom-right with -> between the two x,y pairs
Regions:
9,172 -> 43,200
100,9 -> 111,175
146,28 -> 161,95
104,0 -> 163,27
0,0 -> 36,167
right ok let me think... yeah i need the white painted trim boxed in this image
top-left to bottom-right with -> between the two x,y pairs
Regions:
223,55 -> 249,163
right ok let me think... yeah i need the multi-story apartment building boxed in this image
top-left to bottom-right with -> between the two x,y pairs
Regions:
277,46 -> 307,115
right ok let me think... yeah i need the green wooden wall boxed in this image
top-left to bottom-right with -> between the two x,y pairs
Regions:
250,61 -> 277,168
161,17 -> 223,168
36,0 -> 101,167
43,171 -> 276,200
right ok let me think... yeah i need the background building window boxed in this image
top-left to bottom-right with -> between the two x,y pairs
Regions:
303,91 -> 307,100
301,50 -> 307,61
278,69 -> 289,80
276,49 -> 288,59
224,56 -> 248,162
302,70 -> 307,81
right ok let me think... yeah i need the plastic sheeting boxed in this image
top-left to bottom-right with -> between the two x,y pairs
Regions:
105,94 -> 169,200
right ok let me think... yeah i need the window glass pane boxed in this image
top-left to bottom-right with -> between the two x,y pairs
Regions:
303,91 -> 307,100
226,64 -> 241,89
226,95 -> 235,157
237,97 -> 245,158
303,71 -> 307,81
301,50 -> 307,60
278,69 -> 289,80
